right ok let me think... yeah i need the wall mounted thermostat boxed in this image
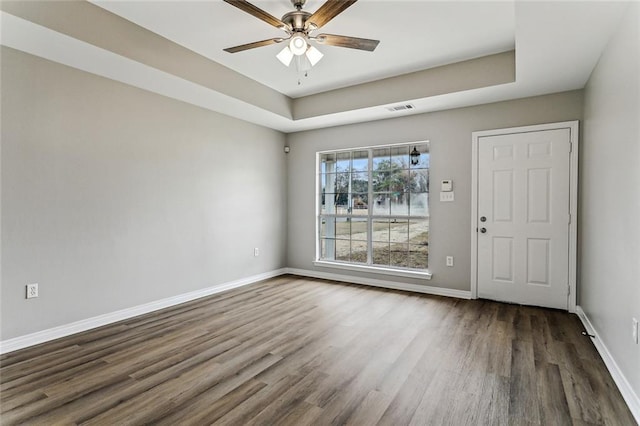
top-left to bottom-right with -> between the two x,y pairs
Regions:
441,180 -> 453,192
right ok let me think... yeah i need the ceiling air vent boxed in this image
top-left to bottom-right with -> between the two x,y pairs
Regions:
386,104 -> 415,112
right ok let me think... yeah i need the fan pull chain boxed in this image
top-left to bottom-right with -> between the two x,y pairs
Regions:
298,70 -> 309,85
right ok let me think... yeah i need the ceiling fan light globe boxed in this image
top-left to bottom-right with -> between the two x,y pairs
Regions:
276,46 -> 294,66
306,45 -> 323,66
289,34 -> 308,55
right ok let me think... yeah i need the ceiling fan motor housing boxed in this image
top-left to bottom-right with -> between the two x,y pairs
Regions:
282,10 -> 311,31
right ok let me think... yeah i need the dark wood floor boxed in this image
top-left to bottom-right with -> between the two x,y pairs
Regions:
0,275 -> 635,425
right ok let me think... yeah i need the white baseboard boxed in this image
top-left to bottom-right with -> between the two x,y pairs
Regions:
576,306 -> 640,424
285,267 -> 472,300
0,268 -> 287,355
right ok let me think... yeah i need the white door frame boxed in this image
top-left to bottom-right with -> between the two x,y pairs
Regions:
470,121 -> 579,312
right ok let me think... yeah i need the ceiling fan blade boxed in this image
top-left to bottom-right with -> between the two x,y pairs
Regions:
224,38 -> 285,53
223,0 -> 288,30
307,0 -> 358,29
315,33 -> 380,51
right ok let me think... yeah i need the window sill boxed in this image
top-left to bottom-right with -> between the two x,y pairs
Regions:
313,260 -> 432,280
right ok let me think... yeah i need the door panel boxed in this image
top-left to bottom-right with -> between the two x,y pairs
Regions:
527,168 -> 551,223
477,128 -> 570,309
492,237 -> 513,282
526,238 -> 550,285
493,170 -> 513,222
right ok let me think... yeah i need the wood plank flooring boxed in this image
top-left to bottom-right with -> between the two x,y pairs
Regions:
0,275 -> 635,425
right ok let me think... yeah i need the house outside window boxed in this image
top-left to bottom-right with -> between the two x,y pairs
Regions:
317,142 -> 430,274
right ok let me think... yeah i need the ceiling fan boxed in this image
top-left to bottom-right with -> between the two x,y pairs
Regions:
222,0 -> 380,72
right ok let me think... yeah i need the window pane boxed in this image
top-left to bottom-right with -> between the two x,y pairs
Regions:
336,152 -> 351,173
372,172 -> 389,192
390,243 -> 409,268
409,244 -> 428,269
350,217 -> 368,241
334,217 -> 350,239
390,193 -> 409,215
372,219 -> 390,242
409,219 -> 429,246
321,238 -> 335,260
321,194 -> 335,214
334,172 -> 349,194
410,192 -> 429,216
373,147 -> 390,169
351,193 -> 368,214
322,173 -> 333,193
331,171 -> 349,211
373,242 -> 390,266
320,217 -> 334,239
390,146 -> 409,169
352,150 -> 368,172
409,169 -> 429,192
335,239 -> 350,262
351,240 -> 367,264
320,153 -> 336,174
410,143 -> 429,169
390,169 -> 408,193
373,193 -> 390,215
389,219 -> 409,243
351,172 -> 369,193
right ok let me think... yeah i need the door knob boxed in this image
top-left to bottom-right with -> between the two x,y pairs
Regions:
480,227 -> 487,233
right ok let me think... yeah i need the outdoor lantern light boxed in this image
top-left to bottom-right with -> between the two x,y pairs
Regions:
410,146 -> 420,166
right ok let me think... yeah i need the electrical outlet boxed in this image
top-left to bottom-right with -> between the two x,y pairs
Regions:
254,248 -> 259,257
26,283 -> 39,299
633,318 -> 638,344
446,256 -> 454,267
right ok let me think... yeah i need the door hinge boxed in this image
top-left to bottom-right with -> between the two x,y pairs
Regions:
568,286 -> 571,296
569,142 -> 573,153
568,213 -> 572,225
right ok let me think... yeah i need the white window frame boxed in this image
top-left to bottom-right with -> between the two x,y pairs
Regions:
314,141 -> 432,279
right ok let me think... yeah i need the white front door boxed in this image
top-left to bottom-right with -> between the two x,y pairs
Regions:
475,127 -> 573,309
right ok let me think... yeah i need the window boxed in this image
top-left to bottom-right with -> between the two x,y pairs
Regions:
317,142 -> 430,275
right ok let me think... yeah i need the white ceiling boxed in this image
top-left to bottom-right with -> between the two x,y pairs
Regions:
93,0 -> 516,98
0,1 -> 631,132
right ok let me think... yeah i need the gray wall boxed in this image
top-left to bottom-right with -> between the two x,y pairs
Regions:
1,47 -> 288,340
580,2 -> 640,400
286,91 -> 583,290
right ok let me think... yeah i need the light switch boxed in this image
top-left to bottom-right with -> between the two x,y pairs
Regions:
440,192 -> 455,202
